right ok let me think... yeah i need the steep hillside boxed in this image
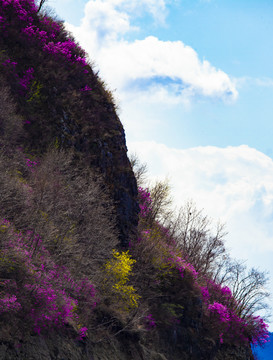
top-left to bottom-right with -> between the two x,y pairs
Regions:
0,1 -> 269,359
0,0 -> 138,247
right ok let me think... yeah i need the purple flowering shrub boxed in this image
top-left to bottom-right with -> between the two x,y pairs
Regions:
0,0 -> 87,68
0,294 -> 21,314
197,278 -> 269,346
0,218 -> 96,337
19,67 -> 35,95
0,0 -> 115,157
144,314 -> 156,330
138,187 -> 152,218
0,0 -> 93,129
134,186 -> 270,346
26,157 -> 38,168
208,302 -> 231,323
1,0 -> 36,23
200,280 -> 269,346
205,300 -> 269,346
77,326 -> 88,340
167,251 -> 199,280
201,280 -> 235,308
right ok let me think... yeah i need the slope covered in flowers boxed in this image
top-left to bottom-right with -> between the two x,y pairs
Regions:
0,219 -> 96,337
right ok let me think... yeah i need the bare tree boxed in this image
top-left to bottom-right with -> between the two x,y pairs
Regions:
129,154 -> 173,224
212,254 -> 235,286
148,179 -> 173,224
168,201 -> 226,276
213,256 -> 271,320
129,153 -> 147,187
229,262 -> 269,319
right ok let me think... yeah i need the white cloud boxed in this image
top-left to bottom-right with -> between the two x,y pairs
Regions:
254,77 -> 273,87
235,76 -> 273,89
65,0 -> 238,104
99,36 -> 238,101
128,141 -> 273,259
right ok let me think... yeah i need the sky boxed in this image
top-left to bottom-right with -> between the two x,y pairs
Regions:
47,0 -> 273,329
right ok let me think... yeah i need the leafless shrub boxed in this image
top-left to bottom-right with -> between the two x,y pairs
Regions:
167,200 -> 226,276
214,257 -> 271,320
27,148 -> 118,273
148,179 -> 174,225
0,146 -> 119,279
129,153 -> 148,187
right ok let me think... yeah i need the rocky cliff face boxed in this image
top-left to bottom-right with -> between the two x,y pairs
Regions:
0,0 -> 138,246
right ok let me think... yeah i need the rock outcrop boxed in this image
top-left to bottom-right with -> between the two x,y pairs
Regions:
0,0 -> 138,246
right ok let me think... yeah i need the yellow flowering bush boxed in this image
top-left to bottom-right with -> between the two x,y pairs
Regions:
104,250 -> 140,311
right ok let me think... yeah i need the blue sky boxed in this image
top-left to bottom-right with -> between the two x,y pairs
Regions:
49,0 -> 273,155
48,0 -> 273,329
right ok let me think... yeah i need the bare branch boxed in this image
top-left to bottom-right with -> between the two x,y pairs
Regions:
37,0 -> 47,13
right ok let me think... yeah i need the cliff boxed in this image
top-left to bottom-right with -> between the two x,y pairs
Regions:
0,1 -> 267,359
0,0 -> 138,247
